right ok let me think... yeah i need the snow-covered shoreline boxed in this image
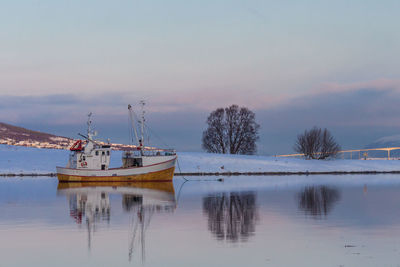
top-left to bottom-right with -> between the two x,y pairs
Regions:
1,145 -> 400,175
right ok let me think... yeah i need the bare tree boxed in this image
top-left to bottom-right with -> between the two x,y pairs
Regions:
294,127 -> 340,159
202,105 -> 260,155
319,128 -> 341,159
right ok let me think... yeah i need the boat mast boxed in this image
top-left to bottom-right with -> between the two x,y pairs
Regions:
87,112 -> 93,140
128,104 -> 140,146
139,100 -> 146,149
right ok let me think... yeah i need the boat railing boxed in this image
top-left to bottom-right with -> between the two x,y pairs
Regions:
123,148 -> 176,158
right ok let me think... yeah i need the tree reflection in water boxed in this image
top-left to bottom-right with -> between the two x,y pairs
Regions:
203,192 -> 258,242
298,186 -> 340,218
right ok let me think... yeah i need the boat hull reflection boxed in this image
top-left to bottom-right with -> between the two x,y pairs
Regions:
57,181 -> 176,262
57,181 -> 175,195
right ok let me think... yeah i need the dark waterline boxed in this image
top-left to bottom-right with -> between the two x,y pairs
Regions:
1,175 -> 400,266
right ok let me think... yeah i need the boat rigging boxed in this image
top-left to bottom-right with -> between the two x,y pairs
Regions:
56,104 -> 177,182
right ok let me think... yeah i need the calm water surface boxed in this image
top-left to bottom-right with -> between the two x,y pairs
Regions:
1,175 -> 400,267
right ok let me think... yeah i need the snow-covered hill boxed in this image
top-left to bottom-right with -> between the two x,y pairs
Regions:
0,122 -> 72,149
364,134 -> 400,158
365,134 -> 400,149
0,122 -> 138,151
1,144 -> 400,175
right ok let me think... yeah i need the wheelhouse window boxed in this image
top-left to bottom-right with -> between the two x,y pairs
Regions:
102,151 -> 105,155
95,151 -> 99,156
107,151 -> 110,156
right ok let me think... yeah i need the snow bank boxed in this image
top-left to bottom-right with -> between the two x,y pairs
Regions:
1,145 -> 400,174
177,152 -> 400,173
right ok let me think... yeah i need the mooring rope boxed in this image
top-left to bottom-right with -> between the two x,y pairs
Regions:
176,158 -> 188,181
175,179 -> 188,204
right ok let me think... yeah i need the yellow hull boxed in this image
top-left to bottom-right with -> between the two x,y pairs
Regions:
57,166 -> 175,182
57,180 -> 175,194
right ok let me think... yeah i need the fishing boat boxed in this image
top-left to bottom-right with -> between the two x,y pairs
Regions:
56,103 -> 177,182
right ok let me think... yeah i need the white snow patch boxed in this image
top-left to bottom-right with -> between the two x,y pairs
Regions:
49,137 -> 69,142
176,152 -> 400,173
1,145 -> 400,174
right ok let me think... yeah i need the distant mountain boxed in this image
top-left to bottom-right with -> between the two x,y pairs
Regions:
364,134 -> 400,158
0,122 -> 72,149
365,135 -> 400,149
0,122 -> 135,150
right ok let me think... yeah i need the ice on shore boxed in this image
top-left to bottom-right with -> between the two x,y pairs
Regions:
177,152 -> 400,173
1,144 -> 400,174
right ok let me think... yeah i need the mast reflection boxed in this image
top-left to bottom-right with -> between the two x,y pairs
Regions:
58,181 -> 176,262
297,186 -> 340,218
202,192 -> 258,243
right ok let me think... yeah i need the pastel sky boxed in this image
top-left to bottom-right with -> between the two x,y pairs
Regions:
1,0 -> 400,154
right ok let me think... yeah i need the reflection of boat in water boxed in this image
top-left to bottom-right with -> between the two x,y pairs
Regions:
56,104 -> 177,182
58,181 -> 176,262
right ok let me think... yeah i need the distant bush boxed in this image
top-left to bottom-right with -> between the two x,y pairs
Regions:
294,127 -> 340,159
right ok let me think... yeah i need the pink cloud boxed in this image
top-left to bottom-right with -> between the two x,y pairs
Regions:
316,79 -> 400,94
140,79 -> 400,113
